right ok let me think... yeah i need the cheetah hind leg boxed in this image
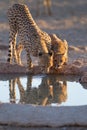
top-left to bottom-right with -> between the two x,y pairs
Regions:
7,42 -> 13,64
7,41 -> 18,64
7,31 -> 17,64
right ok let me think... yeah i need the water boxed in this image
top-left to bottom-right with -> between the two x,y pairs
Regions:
0,74 -> 87,106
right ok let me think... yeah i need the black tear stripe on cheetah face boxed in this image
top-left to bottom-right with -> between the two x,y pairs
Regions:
7,4 -> 53,73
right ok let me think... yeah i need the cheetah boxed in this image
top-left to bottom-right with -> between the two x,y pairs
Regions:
7,4 -> 53,73
36,0 -> 52,16
16,34 -> 68,70
50,34 -> 68,69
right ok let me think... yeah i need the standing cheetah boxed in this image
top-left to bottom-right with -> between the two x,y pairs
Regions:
16,34 -> 68,70
7,4 -> 53,73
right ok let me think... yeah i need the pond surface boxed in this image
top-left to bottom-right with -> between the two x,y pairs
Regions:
0,74 -> 87,106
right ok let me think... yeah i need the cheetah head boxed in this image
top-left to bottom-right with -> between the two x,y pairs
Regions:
53,53 -> 68,69
38,51 -> 53,73
50,34 -> 68,69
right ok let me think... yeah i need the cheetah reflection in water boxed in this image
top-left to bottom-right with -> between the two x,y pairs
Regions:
9,76 -> 67,106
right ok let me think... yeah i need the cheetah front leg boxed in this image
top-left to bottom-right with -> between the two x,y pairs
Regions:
16,43 -> 24,65
25,48 -> 33,72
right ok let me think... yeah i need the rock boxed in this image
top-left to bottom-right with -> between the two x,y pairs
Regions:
79,73 -> 87,83
0,63 -> 26,74
0,61 -> 87,83
69,46 -> 83,52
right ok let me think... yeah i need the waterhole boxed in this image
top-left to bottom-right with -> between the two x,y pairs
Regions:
0,74 -> 87,106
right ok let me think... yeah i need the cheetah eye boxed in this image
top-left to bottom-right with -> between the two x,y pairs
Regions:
39,52 -> 43,56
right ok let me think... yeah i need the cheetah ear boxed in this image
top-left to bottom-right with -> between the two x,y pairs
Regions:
50,34 -> 61,42
53,34 -> 62,42
52,34 -> 57,38
64,40 -> 68,46
64,40 -> 68,49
